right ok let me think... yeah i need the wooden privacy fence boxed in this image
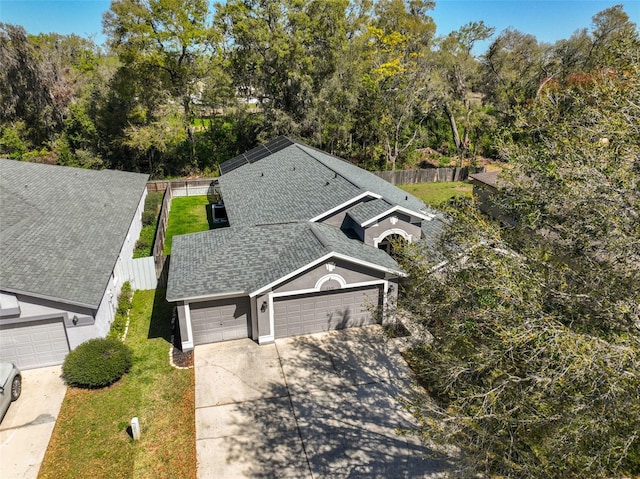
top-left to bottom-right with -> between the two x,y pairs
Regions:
147,178 -> 217,197
152,183 -> 173,287
373,166 -> 485,185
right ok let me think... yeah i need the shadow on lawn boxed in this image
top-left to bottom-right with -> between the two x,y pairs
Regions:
218,327 -> 454,478
148,287 -> 173,342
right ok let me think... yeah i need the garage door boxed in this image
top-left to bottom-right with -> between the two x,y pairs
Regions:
190,298 -> 250,345
274,285 -> 382,339
0,318 -> 69,369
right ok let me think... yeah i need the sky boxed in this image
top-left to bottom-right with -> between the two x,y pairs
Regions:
0,0 -> 638,55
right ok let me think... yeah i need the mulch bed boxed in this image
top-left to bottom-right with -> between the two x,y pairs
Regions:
171,313 -> 194,368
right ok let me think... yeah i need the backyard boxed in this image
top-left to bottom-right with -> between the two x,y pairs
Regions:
39,289 -> 196,479
398,181 -> 472,206
163,196 -> 211,254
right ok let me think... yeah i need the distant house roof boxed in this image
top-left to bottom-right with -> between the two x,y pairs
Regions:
469,171 -> 500,189
166,222 -> 402,302
218,137 -> 435,227
0,160 -> 148,308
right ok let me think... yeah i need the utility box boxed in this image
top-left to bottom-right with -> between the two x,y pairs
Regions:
131,417 -> 141,440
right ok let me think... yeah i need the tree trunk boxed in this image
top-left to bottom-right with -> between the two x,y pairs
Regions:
444,103 -> 462,152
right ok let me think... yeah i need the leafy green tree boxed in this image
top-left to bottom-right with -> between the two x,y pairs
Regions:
434,21 -> 494,160
353,0 -> 437,170
0,24 -> 70,147
399,66 -> 640,478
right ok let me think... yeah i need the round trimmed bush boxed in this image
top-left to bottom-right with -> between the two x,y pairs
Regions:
62,338 -> 133,388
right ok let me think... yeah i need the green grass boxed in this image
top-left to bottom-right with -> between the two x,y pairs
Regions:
133,192 -> 164,258
40,289 -> 195,479
398,181 -> 472,206
163,196 -> 210,255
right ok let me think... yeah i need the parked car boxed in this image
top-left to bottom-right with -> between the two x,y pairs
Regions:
0,362 -> 21,422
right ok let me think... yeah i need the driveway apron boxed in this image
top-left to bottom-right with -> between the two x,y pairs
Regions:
195,326 -> 447,478
0,366 -> 67,479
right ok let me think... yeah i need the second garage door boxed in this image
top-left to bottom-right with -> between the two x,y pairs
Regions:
190,297 -> 250,345
274,285 -> 382,339
0,318 -> 69,370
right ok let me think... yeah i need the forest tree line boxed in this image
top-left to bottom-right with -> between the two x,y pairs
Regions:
1,0 -> 637,177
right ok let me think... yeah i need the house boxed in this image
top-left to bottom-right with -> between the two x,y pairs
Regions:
469,170 -> 515,225
167,137 -> 445,350
0,159 -> 149,369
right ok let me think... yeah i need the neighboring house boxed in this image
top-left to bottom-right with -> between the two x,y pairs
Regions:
0,160 -> 149,369
469,171 -> 514,225
167,137 -> 445,350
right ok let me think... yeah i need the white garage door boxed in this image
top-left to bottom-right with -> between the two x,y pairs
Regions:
0,318 -> 69,369
274,285 -> 382,339
190,298 -> 250,345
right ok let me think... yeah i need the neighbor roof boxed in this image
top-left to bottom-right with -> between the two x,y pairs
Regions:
469,171 -> 500,189
218,137 -> 435,227
0,159 -> 148,308
166,222 -> 402,302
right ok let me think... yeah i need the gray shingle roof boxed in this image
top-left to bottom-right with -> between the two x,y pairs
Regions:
0,159 -> 148,308
166,222 -> 402,302
345,198 -> 393,226
218,138 -> 438,227
296,144 -> 433,214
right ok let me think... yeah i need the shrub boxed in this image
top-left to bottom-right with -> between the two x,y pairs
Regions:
62,338 -> 133,388
108,282 -> 132,340
116,282 -> 133,316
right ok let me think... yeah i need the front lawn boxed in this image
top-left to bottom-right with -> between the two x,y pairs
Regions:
164,196 -> 210,254
39,289 -> 195,479
399,181 -> 472,206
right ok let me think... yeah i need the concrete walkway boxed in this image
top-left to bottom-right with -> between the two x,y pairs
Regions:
0,366 -> 67,479
195,326 -> 448,478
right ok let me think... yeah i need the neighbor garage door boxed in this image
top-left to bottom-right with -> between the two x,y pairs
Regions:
190,297 -> 250,345
274,285 -> 382,339
0,318 -> 69,369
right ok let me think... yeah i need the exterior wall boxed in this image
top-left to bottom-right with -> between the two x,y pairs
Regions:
94,187 -> 147,341
363,213 -> 422,247
256,258 -> 396,343
272,258 -> 387,295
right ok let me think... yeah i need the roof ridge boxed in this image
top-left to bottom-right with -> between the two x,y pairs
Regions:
308,222 -> 331,250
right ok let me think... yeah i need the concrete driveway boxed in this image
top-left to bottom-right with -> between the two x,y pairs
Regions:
195,326 -> 448,478
0,366 -> 67,479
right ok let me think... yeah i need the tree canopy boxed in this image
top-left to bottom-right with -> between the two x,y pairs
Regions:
399,64 -> 640,478
2,2 -> 637,176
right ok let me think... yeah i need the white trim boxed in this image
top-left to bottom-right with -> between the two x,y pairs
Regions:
258,293 -> 276,344
314,274 -> 347,290
182,303 -> 194,350
309,191 -> 382,222
168,290 -> 246,303
271,278 -> 388,299
361,205 -> 432,227
250,252 -> 405,298
373,228 -> 413,248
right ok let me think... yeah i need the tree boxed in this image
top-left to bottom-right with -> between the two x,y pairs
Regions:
434,21 -> 494,160
353,0 -> 437,170
104,0 -> 217,123
480,28 -> 552,118
0,24 -> 70,147
103,0 -> 219,172
399,66 -> 640,478
216,0 -> 355,140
